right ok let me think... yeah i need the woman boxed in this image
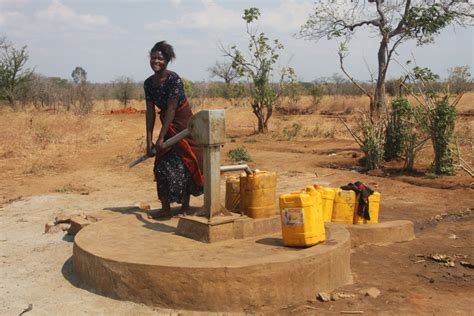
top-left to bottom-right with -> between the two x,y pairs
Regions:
144,41 -> 203,218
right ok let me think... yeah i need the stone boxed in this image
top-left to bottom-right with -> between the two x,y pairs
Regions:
44,221 -> 61,234
366,287 -> 381,298
57,223 -> 71,231
338,292 -> 355,299
331,293 -> 340,301
318,292 -> 331,302
138,202 -> 151,210
68,216 -> 92,236
55,211 -> 85,224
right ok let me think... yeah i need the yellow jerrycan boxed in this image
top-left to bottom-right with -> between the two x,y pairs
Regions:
331,189 -> 356,224
240,171 -> 277,219
314,185 -> 336,222
279,186 -> 326,247
354,192 -> 381,224
225,176 -> 241,213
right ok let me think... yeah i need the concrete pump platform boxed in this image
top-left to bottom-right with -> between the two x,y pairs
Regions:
73,214 -> 352,312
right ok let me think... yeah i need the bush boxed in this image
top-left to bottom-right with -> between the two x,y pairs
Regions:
282,123 -> 303,140
227,147 -> 252,162
385,97 -> 411,160
427,96 -> 456,174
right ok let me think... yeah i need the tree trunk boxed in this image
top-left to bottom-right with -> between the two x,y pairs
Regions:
374,38 -> 389,115
252,101 -> 266,133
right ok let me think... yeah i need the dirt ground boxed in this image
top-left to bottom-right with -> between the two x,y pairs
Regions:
0,98 -> 473,315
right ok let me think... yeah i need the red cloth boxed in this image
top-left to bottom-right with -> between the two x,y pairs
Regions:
154,100 -> 204,187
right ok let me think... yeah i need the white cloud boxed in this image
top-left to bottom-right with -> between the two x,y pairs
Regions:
35,0 -> 111,31
0,0 -> 29,8
262,1 -> 314,32
0,10 -> 23,27
148,0 -> 241,30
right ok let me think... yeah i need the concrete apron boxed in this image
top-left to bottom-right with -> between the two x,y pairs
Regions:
73,215 -> 353,312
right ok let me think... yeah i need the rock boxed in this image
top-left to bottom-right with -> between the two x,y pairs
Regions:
338,292 -> 355,299
365,287 -> 381,298
331,293 -> 340,301
44,221 -> 61,234
67,216 -> 92,236
57,223 -> 71,231
317,292 -> 331,302
55,211 -> 85,224
138,202 -> 151,210
448,234 -> 457,239
460,261 -> 474,269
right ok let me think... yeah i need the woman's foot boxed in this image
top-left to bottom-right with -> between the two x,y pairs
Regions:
179,194 -> 190,216
148,198 -> 171,219
148,209 -> 172,219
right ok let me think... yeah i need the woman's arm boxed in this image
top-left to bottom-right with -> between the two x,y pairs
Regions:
145,100 -> 156,156
156,97 -> 178,149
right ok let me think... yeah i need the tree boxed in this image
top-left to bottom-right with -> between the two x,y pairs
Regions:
447,65 -> 472,95
71,66 -> 93,114
299,0 -> 473,115
208,61 -> 240,84
0,38 -> 34,107
114,76 -> 135,107
71,66 -> 87,84
222,8 -> 291,133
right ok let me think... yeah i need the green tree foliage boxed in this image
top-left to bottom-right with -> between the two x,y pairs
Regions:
402,65 -> 466,175
299,0 -> 473,115
384,97 -> 428,171
0,38 -> 34,107
222,7 -> 291,133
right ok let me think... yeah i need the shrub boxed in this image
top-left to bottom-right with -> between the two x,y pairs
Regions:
227,147 -> 252,162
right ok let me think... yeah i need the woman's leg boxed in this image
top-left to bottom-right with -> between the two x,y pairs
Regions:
180,193 -> 190,214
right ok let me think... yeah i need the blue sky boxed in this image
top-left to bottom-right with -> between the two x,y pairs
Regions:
1,0 -> 472,83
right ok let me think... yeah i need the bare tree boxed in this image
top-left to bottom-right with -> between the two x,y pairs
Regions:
0,38 -> 34,107
299,0 -> 473,115
71,66 -> 93,114
208,61 -> 240,84
113,76 -> 135,107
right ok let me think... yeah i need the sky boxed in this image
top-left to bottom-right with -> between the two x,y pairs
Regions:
1,0 -> 473,83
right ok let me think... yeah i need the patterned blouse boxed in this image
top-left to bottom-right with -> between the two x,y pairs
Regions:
143,71 -> 186,111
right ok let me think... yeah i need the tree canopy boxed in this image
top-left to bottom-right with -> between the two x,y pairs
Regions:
299,0 -> 473,114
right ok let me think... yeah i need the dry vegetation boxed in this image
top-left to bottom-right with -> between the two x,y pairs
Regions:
1,93 -> 472,179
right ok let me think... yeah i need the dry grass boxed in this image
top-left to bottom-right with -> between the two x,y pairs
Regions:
0,108 -> 112,176
1,91 -> 471,177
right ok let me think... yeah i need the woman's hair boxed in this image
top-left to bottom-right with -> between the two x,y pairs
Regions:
150,41 -> 175,62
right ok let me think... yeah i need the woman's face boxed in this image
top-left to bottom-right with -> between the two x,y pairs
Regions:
150,51 -> 168,74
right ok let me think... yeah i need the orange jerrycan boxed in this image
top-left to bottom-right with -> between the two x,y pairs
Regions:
314,186 -> 336,222
354,192 -> 381,224
240,171 -> 277,219
331,189 -> 356,224
279,186 -> 326,247
225,176 -> 241,213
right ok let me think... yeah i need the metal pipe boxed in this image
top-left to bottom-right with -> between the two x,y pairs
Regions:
161,128 -> 190,149
220,164 -> 253,175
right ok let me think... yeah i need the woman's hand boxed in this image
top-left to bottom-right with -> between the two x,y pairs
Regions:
146,143 -> 156,157
155,136 -> 165,150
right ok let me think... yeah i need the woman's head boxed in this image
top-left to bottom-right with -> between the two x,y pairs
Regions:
150,41 -> 175,63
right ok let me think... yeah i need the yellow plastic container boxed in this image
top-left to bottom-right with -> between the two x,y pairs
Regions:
225,176 -> 241,213
279,186 -> 325,247
354,192 -> 381,224
331,189 -> 356,224
314,186 -> 336,222
240,171 -> 277,219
